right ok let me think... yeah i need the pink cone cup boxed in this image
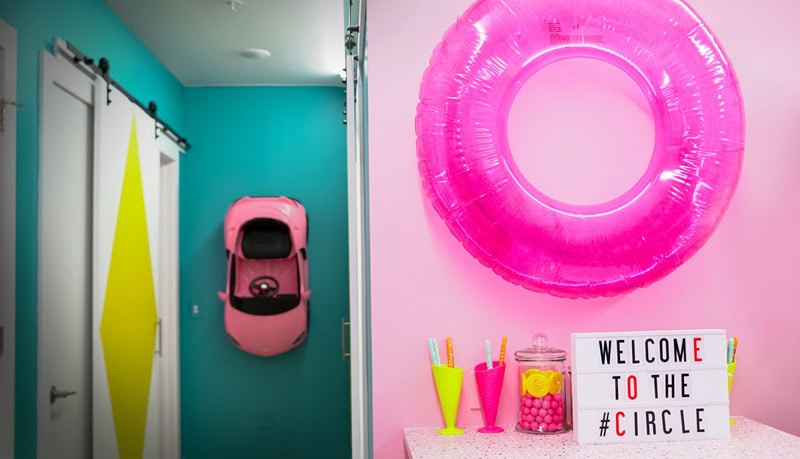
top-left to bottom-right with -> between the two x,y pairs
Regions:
431,365 -> 465,435
475,362 -> 505,433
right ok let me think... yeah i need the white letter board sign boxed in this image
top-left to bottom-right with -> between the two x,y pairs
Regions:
571,330 -> 730,444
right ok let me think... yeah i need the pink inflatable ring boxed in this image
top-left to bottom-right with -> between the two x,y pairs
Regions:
416,0 -> 744,298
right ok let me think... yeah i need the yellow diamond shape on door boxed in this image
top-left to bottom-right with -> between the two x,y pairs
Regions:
99,118 -> 157,459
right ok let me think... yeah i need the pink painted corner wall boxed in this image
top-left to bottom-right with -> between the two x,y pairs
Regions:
368,0 -> 800,457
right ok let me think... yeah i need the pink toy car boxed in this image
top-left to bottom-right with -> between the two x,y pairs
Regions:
219,196 -> 310,357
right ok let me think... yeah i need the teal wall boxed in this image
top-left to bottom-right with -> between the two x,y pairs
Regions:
0,1 -> 185,457
180,87 -> 351,458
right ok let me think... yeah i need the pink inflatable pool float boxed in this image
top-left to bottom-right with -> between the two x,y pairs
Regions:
416,0 -> 744,298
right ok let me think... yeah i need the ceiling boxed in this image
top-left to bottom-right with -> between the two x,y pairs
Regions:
105,0 -> 346,87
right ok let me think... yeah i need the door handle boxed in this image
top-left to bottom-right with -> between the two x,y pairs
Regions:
155,318 -> 162,357
50,385 -> 77,404
341,318 -> 351,361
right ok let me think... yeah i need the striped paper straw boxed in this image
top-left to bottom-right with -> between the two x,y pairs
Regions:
727,337 -> 734,364
485,339 -> 493,369
446,337 -> 454,368
428,338 -> 437,365
499,336 -> 508,366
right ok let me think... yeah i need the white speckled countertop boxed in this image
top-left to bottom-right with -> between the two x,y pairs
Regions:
404,417 -> 800,458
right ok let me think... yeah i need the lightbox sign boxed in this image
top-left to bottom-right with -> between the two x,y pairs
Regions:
571,330 -> 730,444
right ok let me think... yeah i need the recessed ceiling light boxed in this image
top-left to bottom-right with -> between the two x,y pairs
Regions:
240,48 -> 271,59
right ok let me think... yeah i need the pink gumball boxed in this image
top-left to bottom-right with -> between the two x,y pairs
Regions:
535,415 -> 543,423
525,414 -> 534,423
557,407 -> 563,415
538,423 -> 548,431
554,393 -> 562,402
554,414 -> 562,423
544,394 -> 552,401
542,400 -> 551,409
538,408 -> 547,417
524,398 -> 533,408
547,409 -> 554,415
522,407 -> 531,415
521,421 -> 531,430
544,415 -> 553,423
549,423 -> 559,431
532,399 -> 542,408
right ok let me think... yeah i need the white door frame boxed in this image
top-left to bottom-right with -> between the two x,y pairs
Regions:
0,17 -> 18,459
158,135 -> 182,459
346,54 -> 370,458
347,2 -> 370,455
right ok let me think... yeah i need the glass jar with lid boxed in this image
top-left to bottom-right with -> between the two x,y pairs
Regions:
515,333 -> 571,434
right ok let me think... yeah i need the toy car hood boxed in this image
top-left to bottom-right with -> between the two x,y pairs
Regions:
223,196 -> 306,258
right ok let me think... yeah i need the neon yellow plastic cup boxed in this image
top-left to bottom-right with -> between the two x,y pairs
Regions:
728,361 -> 737,425
727,361 -> 737,394
431,365 -> 465,435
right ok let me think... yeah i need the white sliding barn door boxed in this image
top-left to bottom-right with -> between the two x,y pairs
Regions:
39,50 -> 94,459
92,82 -> 161,458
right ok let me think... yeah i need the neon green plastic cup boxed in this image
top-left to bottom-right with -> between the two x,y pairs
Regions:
432,365 -> 465,435
728,361 -> 737,425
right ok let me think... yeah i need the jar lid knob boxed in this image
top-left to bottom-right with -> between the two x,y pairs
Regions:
532,332 -> 549,349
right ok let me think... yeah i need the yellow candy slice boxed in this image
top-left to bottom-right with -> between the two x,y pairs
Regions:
521,369 -> 539,396
525,370 -> 549,398
549,372 -> 563,395
523,369 -> 539,378
520,373 -> 527,396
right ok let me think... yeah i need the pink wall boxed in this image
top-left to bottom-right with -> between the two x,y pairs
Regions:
368,0 -> 800,457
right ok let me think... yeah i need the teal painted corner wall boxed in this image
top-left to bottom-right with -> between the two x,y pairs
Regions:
0,1 -> 185,456
180,87 -> 351,459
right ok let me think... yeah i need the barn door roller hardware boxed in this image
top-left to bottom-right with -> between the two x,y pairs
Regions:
0,98 -> 22,132
65,41 -> 191,151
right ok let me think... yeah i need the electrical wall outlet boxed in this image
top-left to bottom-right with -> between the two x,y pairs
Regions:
258,409 -> 274,430
467,370 -> 481,410
190,304 -> 203,320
